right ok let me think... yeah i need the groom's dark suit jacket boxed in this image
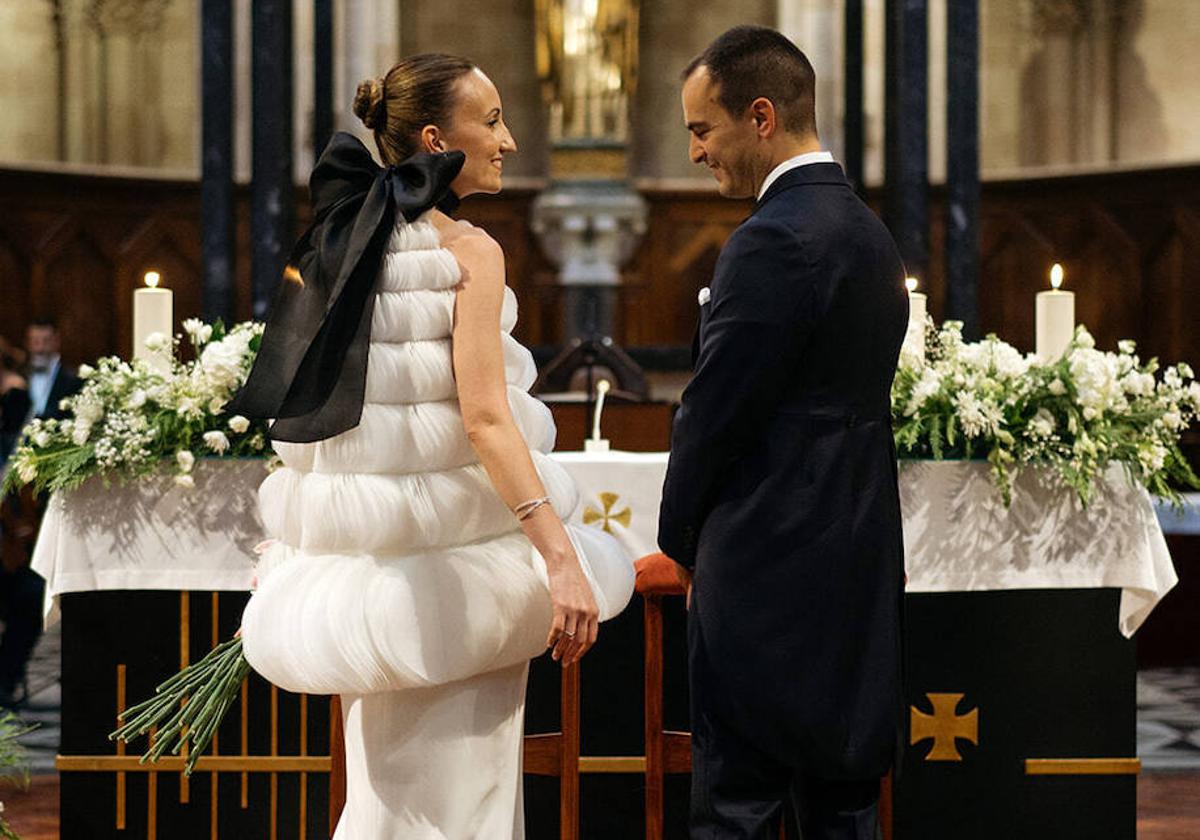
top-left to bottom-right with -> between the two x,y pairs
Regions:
658,162 -> 908,779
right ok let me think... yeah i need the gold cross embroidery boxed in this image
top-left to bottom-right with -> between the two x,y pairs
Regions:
910,693 -> 979,761
582,492 -> 632,534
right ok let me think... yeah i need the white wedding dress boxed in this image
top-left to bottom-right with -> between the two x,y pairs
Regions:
239,214 -> 635,839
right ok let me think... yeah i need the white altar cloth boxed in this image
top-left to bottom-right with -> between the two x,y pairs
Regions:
32,454 -> 1176,636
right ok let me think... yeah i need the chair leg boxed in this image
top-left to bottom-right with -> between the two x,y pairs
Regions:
643,594 -> 666,840
560,662 -> 581,840
879,771 -> 894,840
329,695 -> 346,838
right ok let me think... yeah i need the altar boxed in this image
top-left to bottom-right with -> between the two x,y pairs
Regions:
32,453 -> 1178,839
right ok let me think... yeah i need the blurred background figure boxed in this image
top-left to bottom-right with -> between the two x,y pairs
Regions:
0,336 -> 29,467
24,319 -> 79,422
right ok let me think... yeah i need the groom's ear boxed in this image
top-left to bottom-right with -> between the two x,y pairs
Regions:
748,97 -> 777,139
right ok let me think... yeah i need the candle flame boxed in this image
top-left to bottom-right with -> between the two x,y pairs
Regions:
905,276 -> 919,293
1050,263 -> 1064,290
144,270 -> 161,289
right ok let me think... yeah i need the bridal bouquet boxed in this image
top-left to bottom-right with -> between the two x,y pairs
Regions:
892,320 -> 1200,506
2,320 -> 268,495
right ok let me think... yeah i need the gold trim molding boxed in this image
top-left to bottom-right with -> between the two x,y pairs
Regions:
1025,758 -> 1141,776
57,755 -> 331,773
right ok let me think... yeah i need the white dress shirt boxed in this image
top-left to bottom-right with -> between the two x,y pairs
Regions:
756,150 -> 835,201
28,356 -> 60,418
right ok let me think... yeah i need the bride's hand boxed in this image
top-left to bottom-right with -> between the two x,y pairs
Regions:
546,556 -> 600,668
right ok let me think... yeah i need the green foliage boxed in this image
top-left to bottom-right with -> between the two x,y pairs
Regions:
892,322 -> 1200,506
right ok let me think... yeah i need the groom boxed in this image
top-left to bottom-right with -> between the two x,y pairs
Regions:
658,26 -> 908,840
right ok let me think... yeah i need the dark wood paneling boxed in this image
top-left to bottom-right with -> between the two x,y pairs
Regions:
2,165 -> 1197,379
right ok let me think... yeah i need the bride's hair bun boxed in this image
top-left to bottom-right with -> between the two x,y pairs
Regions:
352,78 -> 386,130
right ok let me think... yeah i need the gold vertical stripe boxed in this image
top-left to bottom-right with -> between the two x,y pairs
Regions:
241,680 -> 249,808
270,685 -> 279,840
116,664 -> 127,830
180,592 -> 191,667
179,593 -> 190,804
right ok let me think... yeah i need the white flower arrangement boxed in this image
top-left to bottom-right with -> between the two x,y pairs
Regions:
892,319 -> 1200,505
3,320 -> 268,495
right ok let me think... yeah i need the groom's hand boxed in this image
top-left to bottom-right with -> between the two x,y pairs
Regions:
674,562 -> 693,609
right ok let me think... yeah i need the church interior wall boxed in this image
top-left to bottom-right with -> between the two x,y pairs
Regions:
2,1 -> 1200,182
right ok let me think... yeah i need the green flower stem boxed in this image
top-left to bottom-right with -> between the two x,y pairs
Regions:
110,638 -> 251,777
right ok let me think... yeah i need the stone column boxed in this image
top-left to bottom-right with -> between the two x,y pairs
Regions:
201,0 -> 236,323
251,0 -> 294,318
778,0 -> 842,161
313,0 -> 334,159
844,0 -> 865,192
884,0 -> 929,284
945,0 -> 979,338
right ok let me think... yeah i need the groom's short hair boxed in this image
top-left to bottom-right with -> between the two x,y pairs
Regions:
683,26 -> 817,137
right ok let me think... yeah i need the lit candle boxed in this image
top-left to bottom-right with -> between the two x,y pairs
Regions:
903,276 -> 927,361
133,270 -> 173,369
1036,263 -> 1075,361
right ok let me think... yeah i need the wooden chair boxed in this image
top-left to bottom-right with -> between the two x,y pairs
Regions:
523,662 -> 583,840
634,553 -> 693,840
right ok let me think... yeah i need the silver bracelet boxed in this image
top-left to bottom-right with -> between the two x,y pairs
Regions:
514,496 -> 551,521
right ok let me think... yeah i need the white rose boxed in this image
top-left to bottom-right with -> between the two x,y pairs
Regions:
1030,408 -> 1056,438
128,389 -> 147,409
199,338 -> 248,390
176,450 -> 195,472
208,397 -> 227,415
144,332 -> 171,353
33,431 -> 51,447
174,474 -> 195,488
1049,379 -> 1066,396
78,363 -> 95,378
228,415 -> 250,434
203,430 -> 230,454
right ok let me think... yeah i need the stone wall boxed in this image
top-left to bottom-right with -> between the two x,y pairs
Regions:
2,1 -> 1200,183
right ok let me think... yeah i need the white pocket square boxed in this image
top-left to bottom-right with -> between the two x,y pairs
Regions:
698,287 -> 711,305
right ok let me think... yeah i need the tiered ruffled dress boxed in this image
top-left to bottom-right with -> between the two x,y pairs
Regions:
240,214 -> 634,839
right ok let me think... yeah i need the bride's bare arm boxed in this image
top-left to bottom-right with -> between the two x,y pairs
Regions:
447,228 -> 599,667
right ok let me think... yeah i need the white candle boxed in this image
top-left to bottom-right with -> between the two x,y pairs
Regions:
134,270 -> 173,369
903,276 -> 927,361
1036,263 -> 1075,361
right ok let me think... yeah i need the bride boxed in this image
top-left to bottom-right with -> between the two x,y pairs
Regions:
231,53 -> 634,838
